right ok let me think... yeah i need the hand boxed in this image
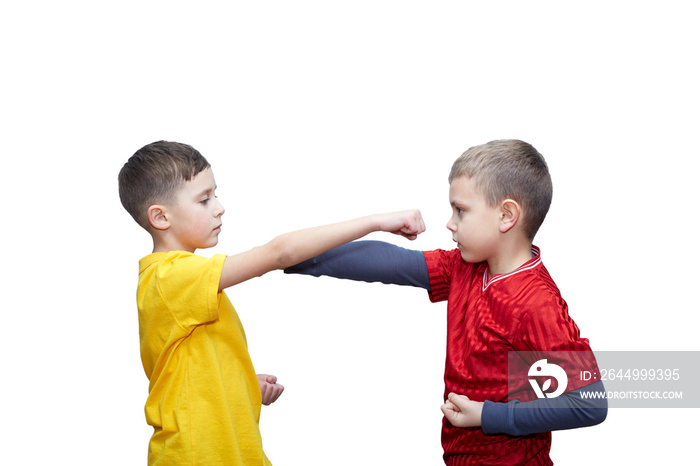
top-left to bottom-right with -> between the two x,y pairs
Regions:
257,374 -> 285,406
441,392 -> 484,428
376,209 -> 426,240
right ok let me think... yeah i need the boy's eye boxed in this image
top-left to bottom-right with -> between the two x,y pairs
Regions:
200,198 -> 210,204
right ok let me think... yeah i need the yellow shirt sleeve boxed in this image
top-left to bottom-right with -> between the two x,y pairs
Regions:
151,251 -> 224,330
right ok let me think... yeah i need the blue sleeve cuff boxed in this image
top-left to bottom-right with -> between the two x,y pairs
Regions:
480,380 -> 608,436
482,400 -> 509,435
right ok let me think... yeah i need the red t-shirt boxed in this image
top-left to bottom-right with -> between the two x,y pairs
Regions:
424,246 -> 595,466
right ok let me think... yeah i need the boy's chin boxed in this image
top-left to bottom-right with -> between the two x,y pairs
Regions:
198,238 -> 219,249
459,250 -> 485,264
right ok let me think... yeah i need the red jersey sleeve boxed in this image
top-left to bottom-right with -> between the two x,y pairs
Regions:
423,249 -> 462,303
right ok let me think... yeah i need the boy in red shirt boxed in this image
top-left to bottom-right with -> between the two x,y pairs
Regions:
287,140 -> 606,465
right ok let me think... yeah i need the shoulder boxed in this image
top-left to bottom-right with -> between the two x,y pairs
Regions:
514,263 -> 590,343
139,252 -> 227,314
140,251 -> 226,283
423,248 -> 482,302
423,248 -> 479,275
423,247 -> 461,262
511,263 -> 566,315
485,260 -> 567,329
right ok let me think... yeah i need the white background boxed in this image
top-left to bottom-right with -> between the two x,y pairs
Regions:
2,1 -> 698,464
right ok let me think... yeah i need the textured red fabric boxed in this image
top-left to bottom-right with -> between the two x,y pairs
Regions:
424,246 -> 595,465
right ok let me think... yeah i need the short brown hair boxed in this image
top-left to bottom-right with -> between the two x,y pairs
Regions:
118,141 -> 210,230
448,139 -> 552,240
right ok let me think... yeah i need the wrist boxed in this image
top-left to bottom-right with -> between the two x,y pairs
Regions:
372,212 -> 396,234
365,213 -> 382,233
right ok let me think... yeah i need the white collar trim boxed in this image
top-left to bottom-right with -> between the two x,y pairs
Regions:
482,246 -> 541,291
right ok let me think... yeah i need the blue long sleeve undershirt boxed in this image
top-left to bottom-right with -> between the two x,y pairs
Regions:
285,240 -> 608,436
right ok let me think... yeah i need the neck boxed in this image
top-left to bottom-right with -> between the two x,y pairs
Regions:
151,236 -> 196,254
487,242 -> 535,278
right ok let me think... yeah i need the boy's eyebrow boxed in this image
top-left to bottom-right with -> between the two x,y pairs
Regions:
195,185 -> 217,198
450,199 -> 471,211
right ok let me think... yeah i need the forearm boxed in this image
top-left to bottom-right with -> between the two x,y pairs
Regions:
270,215 -> 386,270
481,381 -> 608,436
219,210 -> 424,290
285,240 -> 431,289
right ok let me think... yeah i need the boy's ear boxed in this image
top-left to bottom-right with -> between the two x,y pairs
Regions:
147,205 -> 170,231
499,199 -> 521,234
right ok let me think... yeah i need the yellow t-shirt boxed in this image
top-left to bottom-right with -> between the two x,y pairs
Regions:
137,251 -> 271,466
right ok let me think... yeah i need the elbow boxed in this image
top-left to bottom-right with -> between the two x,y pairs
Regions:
582,392 -> 608,427
588,405 -> 608,427
577,382 -> 608,427
589,382 -> 608,426
268,235 -> 298,270
591,398 -> 608,426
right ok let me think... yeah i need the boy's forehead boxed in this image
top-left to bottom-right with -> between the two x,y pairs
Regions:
449,176 -> 479,201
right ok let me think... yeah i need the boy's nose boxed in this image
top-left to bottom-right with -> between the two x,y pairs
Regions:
215,200 -> 225,217
446,218 -> 456,232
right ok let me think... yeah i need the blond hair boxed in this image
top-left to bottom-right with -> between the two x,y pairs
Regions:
449,139 -> 552,240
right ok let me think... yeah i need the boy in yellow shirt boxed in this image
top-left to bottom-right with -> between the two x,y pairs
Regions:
118,140 -> 425,465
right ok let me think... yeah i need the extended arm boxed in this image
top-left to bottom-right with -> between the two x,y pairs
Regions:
219,211 -> 425,290
442,380 -> 608,436
285,240 -> 430,289
288,241 -> 608,434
